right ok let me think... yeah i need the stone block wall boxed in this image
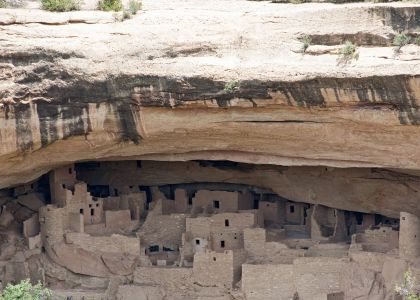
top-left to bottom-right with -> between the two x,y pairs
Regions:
193,249 -> 245,288
242,264 -> 296,300
211,231 -> 243,252
192,190 -> 240,212
105,210 -> 131,229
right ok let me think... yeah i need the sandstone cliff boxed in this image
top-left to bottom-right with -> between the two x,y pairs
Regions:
1,0 -> 420,211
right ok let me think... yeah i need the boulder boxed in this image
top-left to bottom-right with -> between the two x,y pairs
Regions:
52,243 -> 110,277
17,193 -> 45,211
0,210 -> 14,228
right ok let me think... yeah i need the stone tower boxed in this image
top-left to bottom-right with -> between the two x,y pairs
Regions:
399,212 -> 420,259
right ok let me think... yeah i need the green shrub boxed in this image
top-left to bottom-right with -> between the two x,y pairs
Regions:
393,33 -> 411,52
128,0 -> 141,14
0,279 -> 52,300
223,81 -> 239,94
41,0 -> 80,11
98,0 -> 122,11
340,40 -> 357,57
337,40 -> 358,65
0,0 -> 6,8
300,35 -> 312,53
414,36 -> 420,46
395,269 -> 420,300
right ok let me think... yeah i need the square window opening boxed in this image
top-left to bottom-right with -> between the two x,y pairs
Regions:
289,205 -> 295,213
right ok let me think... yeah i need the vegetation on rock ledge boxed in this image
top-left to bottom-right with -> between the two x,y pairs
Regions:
224,81 -> 239,94
41,0 -> 80,11
128,0 -> 141,14
393,33 -> 411,53
300,35 -> 312,53
98,0 -> 122,11
337,40 -> 359,64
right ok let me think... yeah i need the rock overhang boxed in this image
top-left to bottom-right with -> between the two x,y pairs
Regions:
1,0 -> 420,192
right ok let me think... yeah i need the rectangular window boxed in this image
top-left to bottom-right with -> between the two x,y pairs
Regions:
225,219 -> 229,227
136,160 -> 142,168
149,245 -> 159,253
196,239 -> 200,245
214,200 -> 220,209
289,205 -> 295,213
188,198 -> 192,205
69,168 -> 72,174
90,209 -> 94,216
80,209 -> 84,214
220,240 -> 225,248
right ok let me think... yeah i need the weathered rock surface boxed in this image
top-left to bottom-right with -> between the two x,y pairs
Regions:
1,1 -> 420,220
52,243 -> 111,277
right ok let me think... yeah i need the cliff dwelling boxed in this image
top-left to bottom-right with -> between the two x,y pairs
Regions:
1,0 -> 420,299
1,159 -> 419,299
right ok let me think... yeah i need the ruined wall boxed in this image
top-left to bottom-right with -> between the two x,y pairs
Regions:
140,212 -> 186,248
354,226 -> 398,253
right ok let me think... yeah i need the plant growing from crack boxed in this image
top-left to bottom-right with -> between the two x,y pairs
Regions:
224,81 -> 239,94
393,33 -> 411,53
300,35 -> 312,53
337,40 -> 359,65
